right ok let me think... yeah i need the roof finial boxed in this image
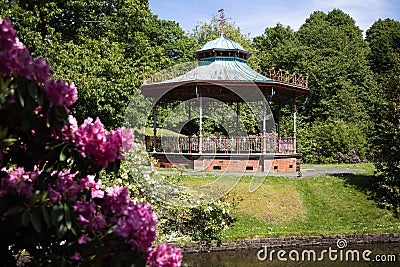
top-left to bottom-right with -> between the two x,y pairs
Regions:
218,8 -> 226,36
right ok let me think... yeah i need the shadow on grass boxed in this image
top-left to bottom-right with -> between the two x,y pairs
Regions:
331,172 -> 395,215
335,172 -> 378,193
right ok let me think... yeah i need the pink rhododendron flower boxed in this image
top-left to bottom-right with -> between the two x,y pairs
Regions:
48,187 -> 62,204
78,234 -> 89,244
147,244 -> 182,267
59,115 -> 78,141
32,57 -> 51,84
103,185 -> 130,214
51,170 -> 79,202
70,252 -> 82,261
0,18 -> 17,50
0,167 -> 40,198
73,118 -> 134,167
80,175 -> 104,199
0,18 -> 50,83
74,117 -> 109,167
73,200 -> 106,230
44,79 -> 77,107
122,127 -> 135,152
113,202 -> 157,253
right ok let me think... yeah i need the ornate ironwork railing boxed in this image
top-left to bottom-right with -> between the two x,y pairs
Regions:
145,135 -> 295,154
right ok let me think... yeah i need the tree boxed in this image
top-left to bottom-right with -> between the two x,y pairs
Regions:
0,0 -> 198,128
295,9 -> 376,124
253,23 -> 304,73
366,19 -> 400,211
254,9 -> 377,163
366,18 -> 400,76
373,59 -> 400,212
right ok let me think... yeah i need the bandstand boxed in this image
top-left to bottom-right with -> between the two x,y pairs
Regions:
139,18 -> 309,173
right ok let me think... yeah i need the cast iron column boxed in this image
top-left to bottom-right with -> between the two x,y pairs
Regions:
199,86 -> 203,153
293,97 -> 297,153
153,100 -> 157,152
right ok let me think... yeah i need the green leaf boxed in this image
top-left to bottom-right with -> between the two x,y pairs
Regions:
57,223 -> 67,238
6,205 -> 23,216
45,142 -> 64,150
42,205 -> 51,228
70,226 -> 77,236
17,87 -> 25,108
21,211 -> 30,227
30,212 -> 42,233
37,89 -> 44,107
51,204 -> 64,227
59,144 -> 67,162
0,127 -> 8,139
1,137 -> 17,147
64,203 -> 72,230
27,81 -> 38,100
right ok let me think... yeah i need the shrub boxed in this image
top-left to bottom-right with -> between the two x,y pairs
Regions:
297,119 -> 369,164
0,18 -> 181,266
102,146 -> 239,242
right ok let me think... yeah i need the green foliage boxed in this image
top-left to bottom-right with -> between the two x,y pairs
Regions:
366,18 -> 400,213
159,194 -> 237,242
297,119 -> 369,164
295,9 -> 377,125
366,19 -> 400,76
253,23 -> 303,73
0,0 -> 198,129
373,60 -> 400,212
101,145 -> 238,242
254,9 -> 378,163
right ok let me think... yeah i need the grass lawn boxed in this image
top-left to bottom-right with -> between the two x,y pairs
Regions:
175,163 -> 400,241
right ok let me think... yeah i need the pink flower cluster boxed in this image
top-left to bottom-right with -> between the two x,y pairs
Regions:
48,177 -> 156,253
70,183 -> 158,254
0,18 -> 50,83
44,79 -> 77,107
103,186 -> 158,253
147,244 -> 183,267
73,117 -> 134,168
1,18 -> 77,108
48,170 -> 79,204
0,167 -> 40,198
80,175 -> 104,198
73,199 -> 106,230
113,202 -> 158,253
102,185 -> 130,214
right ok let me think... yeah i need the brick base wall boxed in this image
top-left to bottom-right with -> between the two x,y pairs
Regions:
271,158 -> 297,173
154,157 -> 298,173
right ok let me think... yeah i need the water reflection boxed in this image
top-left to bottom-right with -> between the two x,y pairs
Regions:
182,243 -> 400,267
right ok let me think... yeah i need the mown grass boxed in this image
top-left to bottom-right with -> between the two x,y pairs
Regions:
175,163 -> 400,241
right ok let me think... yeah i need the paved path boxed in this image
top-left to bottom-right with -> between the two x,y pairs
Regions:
157,166 -> 360,178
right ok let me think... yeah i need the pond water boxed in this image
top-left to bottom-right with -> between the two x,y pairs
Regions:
182,243 -> 400,267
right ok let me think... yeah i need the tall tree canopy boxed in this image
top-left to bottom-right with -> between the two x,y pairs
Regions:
366,18 -> 400,76
0,0 -> 197,128
254,9 -> 377,162
296,9 -> 376,124
373,60 -> 400,212
366,18 -> 400,212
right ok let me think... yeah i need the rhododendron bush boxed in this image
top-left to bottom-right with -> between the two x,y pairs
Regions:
0,18 -> 181,266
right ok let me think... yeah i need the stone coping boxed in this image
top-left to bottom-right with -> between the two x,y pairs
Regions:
174,233 -> 400,254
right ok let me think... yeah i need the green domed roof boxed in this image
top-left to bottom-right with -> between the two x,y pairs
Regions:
197,34 -> 247,52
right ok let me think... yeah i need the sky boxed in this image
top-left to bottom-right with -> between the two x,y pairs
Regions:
149,0 -> 400,37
